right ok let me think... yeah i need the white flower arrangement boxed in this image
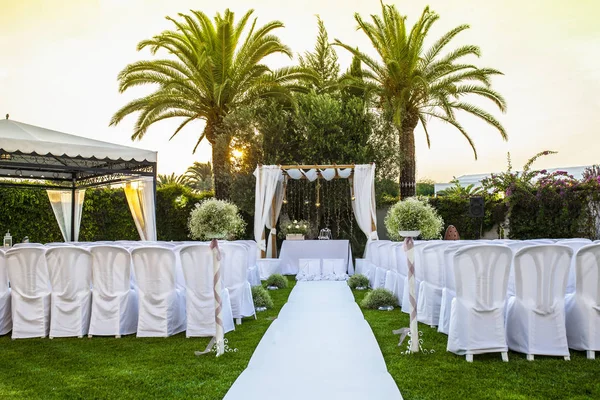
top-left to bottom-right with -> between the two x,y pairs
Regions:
188,198 -> 246,240
279,218 -> 310,236
385,197 -> 444,240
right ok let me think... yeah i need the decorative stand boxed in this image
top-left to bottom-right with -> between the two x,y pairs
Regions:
393,230 -> 421,353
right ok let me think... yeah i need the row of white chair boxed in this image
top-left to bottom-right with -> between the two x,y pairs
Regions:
359,239 -> 600,361
0,243 -> 256,339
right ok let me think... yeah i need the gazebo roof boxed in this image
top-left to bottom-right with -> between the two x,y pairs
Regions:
0,118 -> 157,188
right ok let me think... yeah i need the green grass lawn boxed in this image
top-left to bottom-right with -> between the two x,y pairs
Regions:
0,279 -> 295,400
352,288 -> 600,400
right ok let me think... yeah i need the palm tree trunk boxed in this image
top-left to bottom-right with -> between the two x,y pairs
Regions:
212,136 -> 231,200
399,120 -> 417,199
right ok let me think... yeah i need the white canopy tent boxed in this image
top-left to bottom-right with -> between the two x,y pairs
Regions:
254,164 -> 378,258
0,118 -> 158,241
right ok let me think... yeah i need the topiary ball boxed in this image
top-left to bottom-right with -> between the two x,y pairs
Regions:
252,286 -> 274,309
347,274 -> 370,290
360,288 -> 398,309
265,274 -> 288,289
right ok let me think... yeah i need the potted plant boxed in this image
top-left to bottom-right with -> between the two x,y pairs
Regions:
384,197 -> 444,240
280,219 -> 309,240
188,199 -> 246,240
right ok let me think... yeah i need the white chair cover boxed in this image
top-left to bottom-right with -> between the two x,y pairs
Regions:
89,246 -> 138,336
131,247 -> 186,337
565,244 -> 600,353
297,259 -> 321,281
322,259 -> 347,281
506,245 -> 572,358
557,240 -> 593,294
417,242 -> 453,326
0,251 -> 11,335
438,244 -> 466,334
12,243 -> 46,248
447,245 -> 512,359
46,247 -> 92,338
257,259 -> 281,280
179,245 -> 235,337
236,241 -> 261,287
220,243 -> 255,319
372,242 -> 390,289
6,247 -> 51,338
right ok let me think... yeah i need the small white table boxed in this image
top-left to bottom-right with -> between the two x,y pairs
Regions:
278,240 -> 354,275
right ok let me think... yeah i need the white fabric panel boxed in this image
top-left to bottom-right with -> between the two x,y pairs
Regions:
506,245 -> 572,357
46,189 -> 86,242
278,240 -> 353,275
352,164 -> 378,241
235,241 -> 260,286
131,247 -> 186,337
303,169 -> 318,182
417,242 -> 452,326
220,243 -> 255,319
0,251 -> 11,335
322,259 -> 347,281
124,177 -> 157,241
0,119 -> 157,162
89,246 -> 138,336
46,247 -> 92,337
223,281 -> 402,400
447,245 -> 512,357
438,244 -> 465,335
285,169 -> 303,180
384,271 -> 399,299
6,247 -> 51,338
266,178 -> 284,258
253,166 -> 281,254
179,245 -> 235,337
319,168 -> 336,181
257,259 -> 281,280
337,168 -> 353,179
297,259 -> 321,281
565,244 -> 600,352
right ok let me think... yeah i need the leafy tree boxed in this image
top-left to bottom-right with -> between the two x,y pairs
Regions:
436,178 -> 483,198
157,173 -> 186,187
298,16 -> 340,93
335,4 -> 507,198
183,162 -> 212,192
110,8 -> 313,199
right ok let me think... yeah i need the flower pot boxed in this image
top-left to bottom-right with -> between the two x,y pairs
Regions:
399,230 -> 421,238
286,234 -> 304,240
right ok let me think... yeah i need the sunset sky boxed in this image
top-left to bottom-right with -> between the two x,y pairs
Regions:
1,0 -> 599,182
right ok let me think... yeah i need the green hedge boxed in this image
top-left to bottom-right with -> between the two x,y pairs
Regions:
0,184 -> 213,243
428,196 -> 507,239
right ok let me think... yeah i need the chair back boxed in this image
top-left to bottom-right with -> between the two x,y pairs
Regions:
513,245 -> 572,314
394,243 -> 408,275
90,246 -> 132,297
454,245 -> 512,310
574,244 -> 600,307
179,244 -> 214,294
131,247 -> 176,295
0,251 -> 7,294
13,243 -> 46,249
6,247 -> 50,297
219,243 -> 249,289
421,242 -> 453,287
236,240 -> 258,270
45,247 -> 92,297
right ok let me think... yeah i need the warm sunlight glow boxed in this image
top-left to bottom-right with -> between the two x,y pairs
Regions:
231,148 -> 244,160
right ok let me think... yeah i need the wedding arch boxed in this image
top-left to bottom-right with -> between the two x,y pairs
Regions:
253,164 -> 378,258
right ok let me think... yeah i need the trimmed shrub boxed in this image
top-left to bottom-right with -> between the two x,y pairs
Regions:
252,286 -> 274,309
361,288 -> 398,309
264,274 -> 288,289
347,274 -> 369,289
188,198 -> 246,240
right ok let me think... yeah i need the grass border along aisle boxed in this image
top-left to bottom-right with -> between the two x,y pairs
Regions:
352,289 -> 600,400
0,279 -> 296,399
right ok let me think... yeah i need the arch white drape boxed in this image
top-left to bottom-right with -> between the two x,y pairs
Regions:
47,189 -> 86,242
254,164 -> 378,259
124,177 -> 157,241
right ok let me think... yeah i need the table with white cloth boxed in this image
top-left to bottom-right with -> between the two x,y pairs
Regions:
278,240 -> 354,275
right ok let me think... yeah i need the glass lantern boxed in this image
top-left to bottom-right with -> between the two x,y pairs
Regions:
318,227 -> 332,240
3,231 -> 12,248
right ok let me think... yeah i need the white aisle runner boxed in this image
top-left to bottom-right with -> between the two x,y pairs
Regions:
224,281 -> 403,399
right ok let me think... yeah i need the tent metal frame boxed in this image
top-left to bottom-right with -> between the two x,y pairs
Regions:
0,149 -> 157,241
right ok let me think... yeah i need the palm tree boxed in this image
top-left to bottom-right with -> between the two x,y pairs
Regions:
111,9 -> 312,199
436,179 -> 484,198
183,161 -> 213,192
335,4 -> 507,198
298,16 -> 340,93
157,173 -> 186,187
